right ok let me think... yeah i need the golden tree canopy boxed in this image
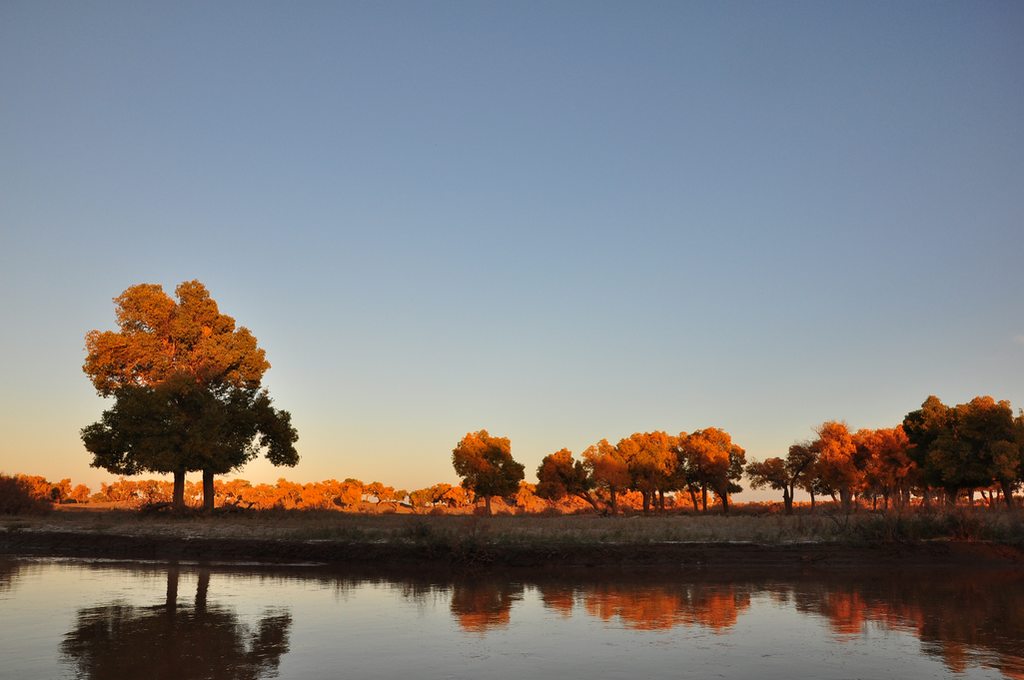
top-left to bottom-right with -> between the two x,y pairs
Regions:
84,281 -> 269,395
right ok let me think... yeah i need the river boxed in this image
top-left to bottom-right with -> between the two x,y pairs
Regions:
1,557 -> 1021,679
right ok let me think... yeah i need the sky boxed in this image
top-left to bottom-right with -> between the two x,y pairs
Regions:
1,1 -> 1022,500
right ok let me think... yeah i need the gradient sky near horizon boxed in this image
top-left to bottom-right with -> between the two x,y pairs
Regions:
1,1 -> 1022,499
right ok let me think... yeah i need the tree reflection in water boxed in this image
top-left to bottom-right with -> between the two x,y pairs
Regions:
787,570 -> 1024,677
41,560 -> 1024,679
61,566 -> 291,680
450,579 -> 524,633
578,583 -> 751,631
436,569 -> 1024,676
0,559 -> 22,595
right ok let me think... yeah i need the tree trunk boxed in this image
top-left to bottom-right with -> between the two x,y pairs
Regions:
1001,480 -> 1016,509
657,490 -> 665,512
701,485 -> 708,513
484,495 -> 492,516
839,488 -> 852,513
783,487 -> 793,515
580,492 -> 601,513
202,469 -> 215,513
689,488 -> 699,512
721,491 -> 729,515
609,487 -> 618,515
172,469 -> 186,510
641,492 -> 651,515
809,490 -> 816,512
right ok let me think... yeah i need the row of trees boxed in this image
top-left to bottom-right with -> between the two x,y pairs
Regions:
746,397 -> 1024,513
454,428 -> 746,515
452,395 -> 1023,516
17,393 -> 1024,515
80,281 -> 1021,516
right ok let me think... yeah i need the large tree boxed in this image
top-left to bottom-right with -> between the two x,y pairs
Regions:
82,376 -> 298,512
451,430 -> 525,515
82,281 -> 297,510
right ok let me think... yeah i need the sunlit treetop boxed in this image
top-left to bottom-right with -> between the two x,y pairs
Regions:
84,280 -> 269,396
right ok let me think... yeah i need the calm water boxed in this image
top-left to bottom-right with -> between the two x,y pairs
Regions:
1,557 -> 1022,679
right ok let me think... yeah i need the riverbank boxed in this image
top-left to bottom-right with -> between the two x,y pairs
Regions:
2,509 -> 1023,568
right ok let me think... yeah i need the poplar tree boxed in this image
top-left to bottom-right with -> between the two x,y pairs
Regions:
82,281 -> 297,510
451,430 -> 524,515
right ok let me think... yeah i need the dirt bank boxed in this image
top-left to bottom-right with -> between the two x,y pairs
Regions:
3,525 -> 1022,569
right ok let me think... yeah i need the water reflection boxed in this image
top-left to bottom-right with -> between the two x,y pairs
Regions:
387,568 -> 1023,676
0,558 -> 22,594
289,565 -> 1023,676
2,559 -> 1018,679
535,581 -> 753,631
578,583 -> 751,631
520,570 -> 1022,676
788,572 -> 1024,676
60,566 -> 291,680
450,579 -> 524,633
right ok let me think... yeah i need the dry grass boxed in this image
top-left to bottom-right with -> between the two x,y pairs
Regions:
4,506 -> 1023,547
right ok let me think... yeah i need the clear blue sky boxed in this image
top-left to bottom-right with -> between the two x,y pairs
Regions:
2,1 -> 1022,498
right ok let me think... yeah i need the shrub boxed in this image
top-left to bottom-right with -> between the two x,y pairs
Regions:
0,475 -> 52,515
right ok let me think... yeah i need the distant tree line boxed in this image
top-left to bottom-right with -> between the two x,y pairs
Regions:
449,395 -> 1023,516
71,282 -> 1023,517
746,396 -> 1023,513
527,428 -> 746,515
9,392 -> 1024,516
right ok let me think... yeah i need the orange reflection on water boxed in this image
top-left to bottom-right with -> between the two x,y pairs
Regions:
450,580 -> 524,633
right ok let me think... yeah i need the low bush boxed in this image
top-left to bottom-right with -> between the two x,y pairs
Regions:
0,475 -> 52,515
